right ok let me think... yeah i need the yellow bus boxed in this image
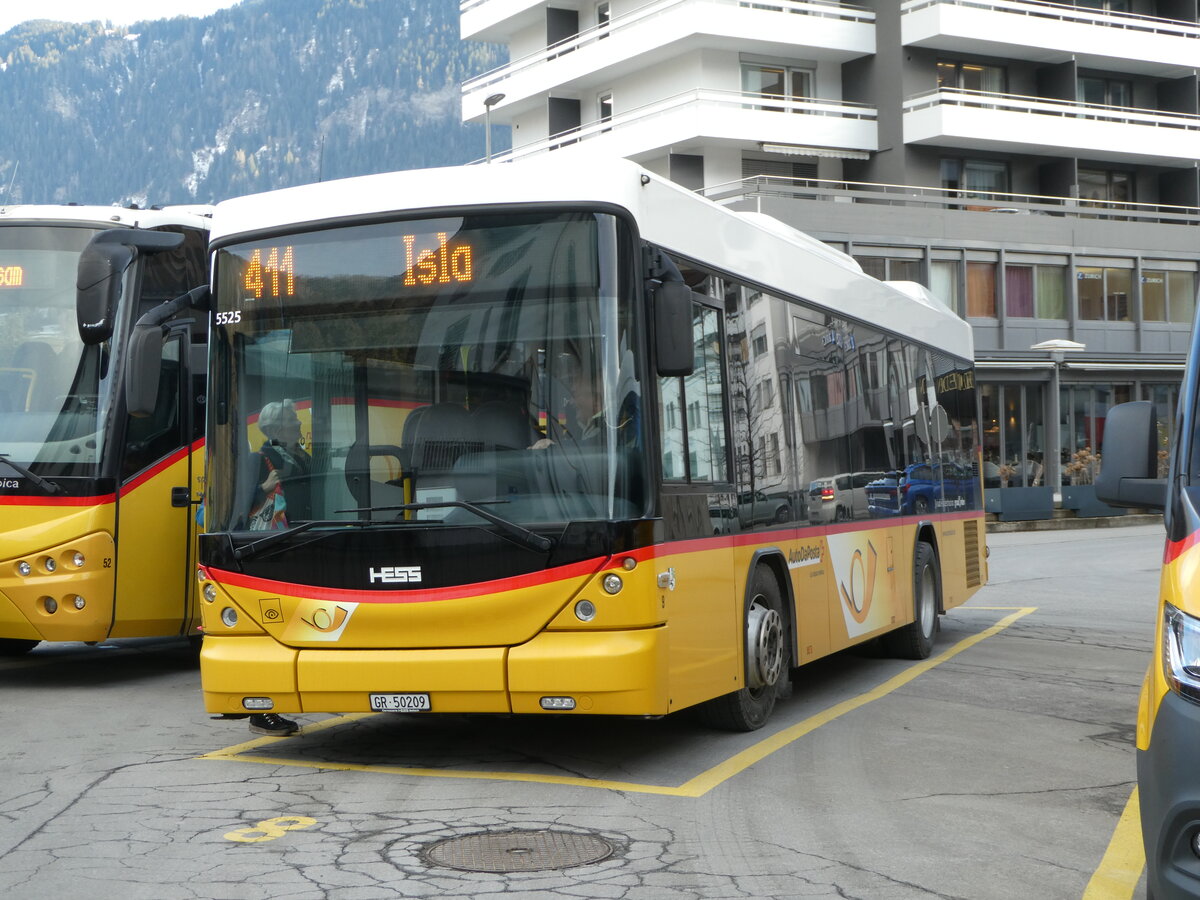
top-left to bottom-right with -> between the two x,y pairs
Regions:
0,205 -> 209,654
1097,394 -> 1195,897
161,158 -> 985,730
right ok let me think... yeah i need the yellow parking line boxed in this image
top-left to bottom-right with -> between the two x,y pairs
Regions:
1082,786 -> 1144,900
200,606 -> 1036,796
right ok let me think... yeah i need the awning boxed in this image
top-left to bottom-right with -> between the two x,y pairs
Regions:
759,143 -> 871,160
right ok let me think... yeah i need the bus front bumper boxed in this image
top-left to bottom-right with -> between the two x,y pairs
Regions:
201,627 -> 670,717
1140,689 -> 1200,900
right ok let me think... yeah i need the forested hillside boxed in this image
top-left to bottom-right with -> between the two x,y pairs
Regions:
0,0 -> 506,205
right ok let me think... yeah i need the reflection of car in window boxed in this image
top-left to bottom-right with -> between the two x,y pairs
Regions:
737,489 -> 790,527
809,472 -> 884,522
866,462 -> 976,517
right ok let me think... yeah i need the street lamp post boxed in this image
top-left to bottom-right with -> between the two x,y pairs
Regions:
484,93 -> 505,163
1031,339 -> 1086,498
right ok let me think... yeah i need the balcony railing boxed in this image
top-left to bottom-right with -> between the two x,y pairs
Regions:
701,175 -> 1200,227
901,0 -> 1200,37
462,0 -> 873,99
905,88 -> 1200,134
477,88 -> 876,163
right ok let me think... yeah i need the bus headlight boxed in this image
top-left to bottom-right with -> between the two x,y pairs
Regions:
16,562 -> 31,577
1163,603 -> 1200,703
72,552 -> 85,568
220,607 -> 239,628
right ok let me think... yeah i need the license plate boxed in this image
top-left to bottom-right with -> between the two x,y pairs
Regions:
369,692 -> 431,712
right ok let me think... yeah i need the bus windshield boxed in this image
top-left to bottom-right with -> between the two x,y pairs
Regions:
0,225 -> 114,478
207,211 -> 646,534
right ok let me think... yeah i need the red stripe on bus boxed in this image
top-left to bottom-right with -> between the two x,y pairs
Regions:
0,494 -> 116,506
208,555 -> 610,605
1165,531 -> 1200,564
207,509 -> 985,602
119,439 -> 204,496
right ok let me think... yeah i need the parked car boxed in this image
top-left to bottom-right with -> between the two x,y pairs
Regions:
809,471 -> 885,523
866,462 -> 976,517
737,489 -> 791,527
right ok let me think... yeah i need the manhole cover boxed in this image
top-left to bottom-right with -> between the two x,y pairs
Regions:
422,829 -> 615,873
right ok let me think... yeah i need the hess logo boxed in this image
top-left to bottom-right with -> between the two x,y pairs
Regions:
369,566 -> 422,584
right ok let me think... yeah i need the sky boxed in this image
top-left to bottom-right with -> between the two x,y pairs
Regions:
0,1 -> 243,35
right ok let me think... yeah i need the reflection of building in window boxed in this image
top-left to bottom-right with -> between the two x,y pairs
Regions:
1077,266 -> 1132,321
1142,270 -> 1195,323
751,324 -> 767,357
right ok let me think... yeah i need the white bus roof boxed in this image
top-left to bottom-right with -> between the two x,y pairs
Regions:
0,204 -> 212,231
209,157 -> 972,359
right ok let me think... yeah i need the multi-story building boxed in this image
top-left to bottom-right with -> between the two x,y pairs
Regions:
460,0 -> 1197,509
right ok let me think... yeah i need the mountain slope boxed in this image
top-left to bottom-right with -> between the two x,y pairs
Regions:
0,0 -> 506,205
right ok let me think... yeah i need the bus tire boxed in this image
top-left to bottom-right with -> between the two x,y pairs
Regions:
0,639 -> 38,656
699,567 -> 787,731
885,541 -> 939,660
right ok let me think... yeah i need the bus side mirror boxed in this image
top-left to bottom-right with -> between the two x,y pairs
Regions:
76,229 -> 186,345
76,243 -> 135,345
1095,401 -> 1166,510
654,280 -> 694,377
125,320 -> 165,418
125,284 -> 209,418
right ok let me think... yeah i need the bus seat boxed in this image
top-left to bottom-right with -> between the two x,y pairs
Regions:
471,400 -> 534,452
402,403 -> 481,479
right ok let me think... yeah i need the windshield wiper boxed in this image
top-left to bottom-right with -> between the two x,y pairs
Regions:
0,454 -> 62,495
337,500 -> 555,553
233,518 -> 377,562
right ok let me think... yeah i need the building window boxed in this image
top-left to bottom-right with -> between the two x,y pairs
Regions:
741,63 -> 814,111
759,378 -> 774,410
597,92 -> 612,131
596,1 -> 610,30
1142,270 -> 1196,324
937,60 -> 1006,93
1078,76 -> 1132,108
941,158 -> 1010,202
1005,264 -> 1067,319
1075,0 -> 1130,10
1078,169 -> 1133,206
1061,383 -> 1131,479
966,262 -> 996,318
1077,266 -> 1132,321
930,260 -> 961,314
854,256 -> 921,283
980,383 -> 1044,488
766,432 -> 781,476
751,323 -> 768,357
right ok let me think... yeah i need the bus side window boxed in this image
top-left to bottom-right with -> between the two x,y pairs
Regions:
122,335 -> 184,481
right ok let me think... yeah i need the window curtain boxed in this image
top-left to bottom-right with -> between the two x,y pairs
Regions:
1005,265 -> 1033,318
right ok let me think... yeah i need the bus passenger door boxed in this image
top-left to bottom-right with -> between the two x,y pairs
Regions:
111,333 -> 193,638
657,300 -> 738,710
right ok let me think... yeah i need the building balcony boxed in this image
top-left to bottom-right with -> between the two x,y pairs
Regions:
903,89 -> 1200,167
462,0 -> 874,122
901,0 -> 1200,78
701,175 -> 1200,228
487,89 -> 877,163
461,0 -> 546,42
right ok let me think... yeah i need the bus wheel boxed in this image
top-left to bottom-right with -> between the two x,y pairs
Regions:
885,542 -> 939,660
0,639 -> 38,656
700,568 -> 787,731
